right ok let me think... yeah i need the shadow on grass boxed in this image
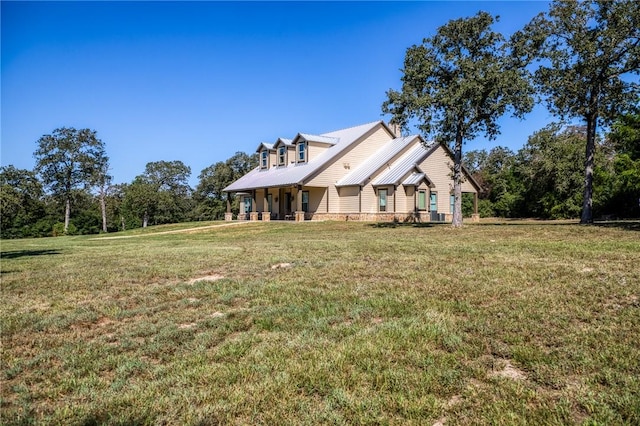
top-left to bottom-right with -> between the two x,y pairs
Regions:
369,221 -> 446,229
0,249 -> 62,259
592,220 -> 640,231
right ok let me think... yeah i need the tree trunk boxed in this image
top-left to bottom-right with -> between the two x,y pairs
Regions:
100,187 -> 108,233
143,210 -> 149,228
120,215 -> 126,231
64,198 -> 71,233
580,116 -> 597,224
452,130 -> 464,228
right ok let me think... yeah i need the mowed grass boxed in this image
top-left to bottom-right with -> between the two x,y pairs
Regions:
1,220 -> 639,425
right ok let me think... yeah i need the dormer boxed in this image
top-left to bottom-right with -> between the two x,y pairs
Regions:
273,138 -> 292,167
256,142 -> 274,170
290,133 -> 339,164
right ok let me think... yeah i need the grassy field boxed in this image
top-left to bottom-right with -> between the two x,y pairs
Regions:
2,220 -> 639,425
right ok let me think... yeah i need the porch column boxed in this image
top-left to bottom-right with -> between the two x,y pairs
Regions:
250,190 -> 259,221
471,192 -> 480,223
263,188 -> 271,221
295,185 -> 305,222
225,194 -> 233,221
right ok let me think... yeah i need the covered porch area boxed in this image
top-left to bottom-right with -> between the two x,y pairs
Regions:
225,185 -> 328,222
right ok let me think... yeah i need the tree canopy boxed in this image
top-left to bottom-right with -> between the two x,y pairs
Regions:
382,11 -> 534,227
33,127 -> 108,233
523,0 -> 640,223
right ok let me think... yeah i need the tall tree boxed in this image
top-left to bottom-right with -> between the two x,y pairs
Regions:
382,11 -> 534,227
524,0 -> 640,223
123,160 -> 192,227
34,127 -> 108,233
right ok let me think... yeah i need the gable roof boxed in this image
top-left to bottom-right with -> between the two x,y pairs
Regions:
273,138 -> 293,148
223,121 -> 388,192
336,135 -> 422,187
294,133 -> 339,145
370,142 -> 438,186
256,142 -> 274,152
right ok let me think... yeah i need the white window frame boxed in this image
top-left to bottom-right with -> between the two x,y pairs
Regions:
261,150 -> 268,169
278,146 -> 286,166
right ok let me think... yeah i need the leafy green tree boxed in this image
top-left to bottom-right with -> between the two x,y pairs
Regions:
524,0 -> 640,223
123,160 -> 192,227
193,161 -> 234,220
597,113 -> 640,217
609,113 -> 640,160
0,166 -> 46,238
33,127 -> 108,233
194,151 -> 259,219
516,124 -> 588,218
383,11 -> 534,227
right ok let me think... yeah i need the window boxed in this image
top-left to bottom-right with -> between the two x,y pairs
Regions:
261,150 -> 268,169
379,189 -> 388,212
418,190 -> 427,211
267,194 -> 273,212
278,146 -> 286,166
450,194 -> 455,214
302,191 -> 309,212
430,192 -> 437,212
298,141 -> 306,162
243,196 -> 252,214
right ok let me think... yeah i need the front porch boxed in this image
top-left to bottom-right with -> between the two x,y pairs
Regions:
227,186 -> 323,222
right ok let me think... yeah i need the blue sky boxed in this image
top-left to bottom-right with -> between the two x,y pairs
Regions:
2,1 -> 556,187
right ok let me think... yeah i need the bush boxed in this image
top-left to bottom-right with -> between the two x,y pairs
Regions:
52,222 -> 77,236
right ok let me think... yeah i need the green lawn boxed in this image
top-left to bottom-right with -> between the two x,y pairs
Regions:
2,220 -> 639,425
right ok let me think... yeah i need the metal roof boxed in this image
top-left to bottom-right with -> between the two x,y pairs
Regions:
402,171 -> 432,187
274,138 -> 293,148
297,133 -> 339,145
223,121 -> 384,192
370,142 -> 438,186
255,142 -> 274,152
336,136 -> 418,187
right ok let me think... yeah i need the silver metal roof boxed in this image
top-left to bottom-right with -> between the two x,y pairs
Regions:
336,136 -> 418,187
370,142 -> 438,186
402,172 -> 431,186
256,142 -> 274,152
223,121 -> 384,192
297,133 -> 339,145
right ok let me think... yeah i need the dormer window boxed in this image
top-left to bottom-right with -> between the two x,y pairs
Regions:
260,150 -> 268,169
278,146 -> 286,166
298,141 -> 307,163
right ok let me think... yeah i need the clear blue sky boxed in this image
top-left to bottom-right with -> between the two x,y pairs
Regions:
2,1 -> 555,187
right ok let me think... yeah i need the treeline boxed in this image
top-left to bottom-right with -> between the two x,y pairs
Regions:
2,115 -> 638,239
465,117 -> 640,220
1,128 -> 257,238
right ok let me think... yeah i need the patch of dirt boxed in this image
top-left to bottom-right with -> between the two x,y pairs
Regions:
433,417 -> 447,426
178,323 -> 197,329
97,316 -> 114,327
186,297 -> 199,303
209,311 -> 225,318
489,358 -> 527,380
271,262 -> 293,270
187,274 -> 224,284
